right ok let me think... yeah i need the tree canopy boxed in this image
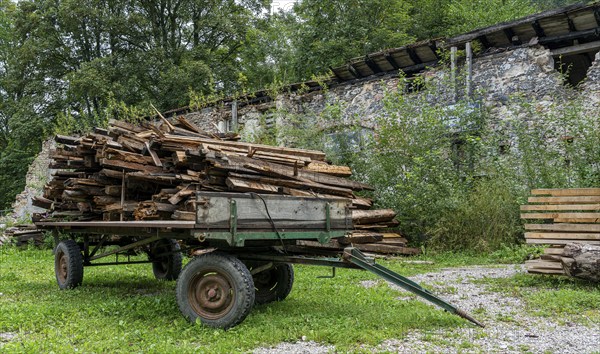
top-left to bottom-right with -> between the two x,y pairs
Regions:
0,0 -> 587,208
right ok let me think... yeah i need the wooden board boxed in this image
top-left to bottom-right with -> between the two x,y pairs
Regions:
525,223 -> 600,232
526,238 -> 600,245
520,204 -> 600,211
521,212 -> 600,220
531,188 -> 600,196
543,247 -> 565,255
525,232 -> 600,240
528,196 -> 600,204
525,259 -> 563,270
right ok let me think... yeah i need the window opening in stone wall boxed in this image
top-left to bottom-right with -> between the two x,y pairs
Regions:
554,50 -> 597,87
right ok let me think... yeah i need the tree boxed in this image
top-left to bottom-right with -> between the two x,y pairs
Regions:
444,0 -> 537,36
273,0 -> 415,81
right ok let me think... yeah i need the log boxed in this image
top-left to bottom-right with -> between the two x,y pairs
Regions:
560,243 -> 600,282
352,209 -> 397,225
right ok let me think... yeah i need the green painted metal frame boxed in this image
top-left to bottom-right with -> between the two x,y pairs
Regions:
192,199 -> 344,247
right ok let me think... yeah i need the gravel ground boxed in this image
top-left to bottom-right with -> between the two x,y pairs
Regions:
252,265 -> 600,354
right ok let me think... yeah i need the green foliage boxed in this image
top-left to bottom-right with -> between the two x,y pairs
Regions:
428,178 -> 524,251
445,0 -> 537,36
264,0 -> 415,82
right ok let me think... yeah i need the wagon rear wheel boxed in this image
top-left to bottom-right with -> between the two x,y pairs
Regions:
54,240 -> 84,290
149,239 -> 182,281
246,262 -> 294,305
176,252 -> 254,329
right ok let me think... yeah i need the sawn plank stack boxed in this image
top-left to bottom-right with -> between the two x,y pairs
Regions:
520,188 -> 600,275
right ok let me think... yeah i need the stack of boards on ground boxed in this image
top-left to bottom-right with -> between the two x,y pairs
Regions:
520,188 -> 600,279
1,225 -> 45,247
34,117 -> 418,256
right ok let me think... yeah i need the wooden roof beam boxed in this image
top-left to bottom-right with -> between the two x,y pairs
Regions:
406,48 -> 422,65
477,35 -> 492,49
539,28 -> 600,45
329,66 -> 343,81
347,64 -> 361,79
384,52 -> 400,70
503,28 -> 522,45
429,43 -> 438,58
532,20 -> 546,38
567,17 -> 577,32
365,56 -> 382,74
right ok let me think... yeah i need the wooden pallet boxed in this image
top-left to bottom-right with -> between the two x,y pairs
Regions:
520,188 -> 600,275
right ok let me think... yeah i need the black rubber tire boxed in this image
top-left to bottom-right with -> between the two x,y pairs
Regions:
54,240 -> 84,290
176,252 -> 255,329
149,239 -> 182,281
247,262 -> 294,305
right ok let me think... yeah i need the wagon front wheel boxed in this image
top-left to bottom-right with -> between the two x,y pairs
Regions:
176,252 -> 254,329
54,240 -> 84,289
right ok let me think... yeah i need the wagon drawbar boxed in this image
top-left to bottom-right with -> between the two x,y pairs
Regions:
36,192 -> 484,329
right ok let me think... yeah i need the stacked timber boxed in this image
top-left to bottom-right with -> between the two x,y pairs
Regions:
2,225 -> 45,247
35,117 -> 417,255
520,188 -> 600,275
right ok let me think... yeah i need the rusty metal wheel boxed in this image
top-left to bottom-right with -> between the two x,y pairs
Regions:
54,240 -> 83,289
176,252 -> 254,329
149,239 -> 182,281
246,262 -> 294,305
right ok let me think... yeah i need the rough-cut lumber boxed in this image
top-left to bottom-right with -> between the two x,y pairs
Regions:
521,212 -> 600,220
162,134 -> 327,161
525,232 -> 600,240
228,172 -> 355,198
304,162 -> 352,177
526,238 -> 600,245
520,204 -> 600,211
352,209 -> 397,225
296,240 -> 419,255
225,177 -> 280,194
226,155 -> 373,191
338,233 -> 384,244
531,188 -> 600,196
528,196 -> 600,204
100,158 -> 164,173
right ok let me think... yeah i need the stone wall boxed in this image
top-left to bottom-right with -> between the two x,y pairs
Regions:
6,140 -> 56,222
184,45 -> 599,141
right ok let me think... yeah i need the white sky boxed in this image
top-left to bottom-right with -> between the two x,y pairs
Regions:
271,0 -> 297,13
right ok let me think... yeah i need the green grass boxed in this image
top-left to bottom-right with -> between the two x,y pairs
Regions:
0,244 -> 587,352
477,272 -> 600,325
0,247 -> 472,353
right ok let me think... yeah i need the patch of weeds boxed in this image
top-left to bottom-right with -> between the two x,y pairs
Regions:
472,306 -> 487,316
495,313 -> 518,323
476,273 -> 600,324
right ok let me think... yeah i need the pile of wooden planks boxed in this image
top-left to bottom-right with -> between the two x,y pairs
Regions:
520,188 -> 600,275
2,225 -> 45,247
35,117 -> 417,255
